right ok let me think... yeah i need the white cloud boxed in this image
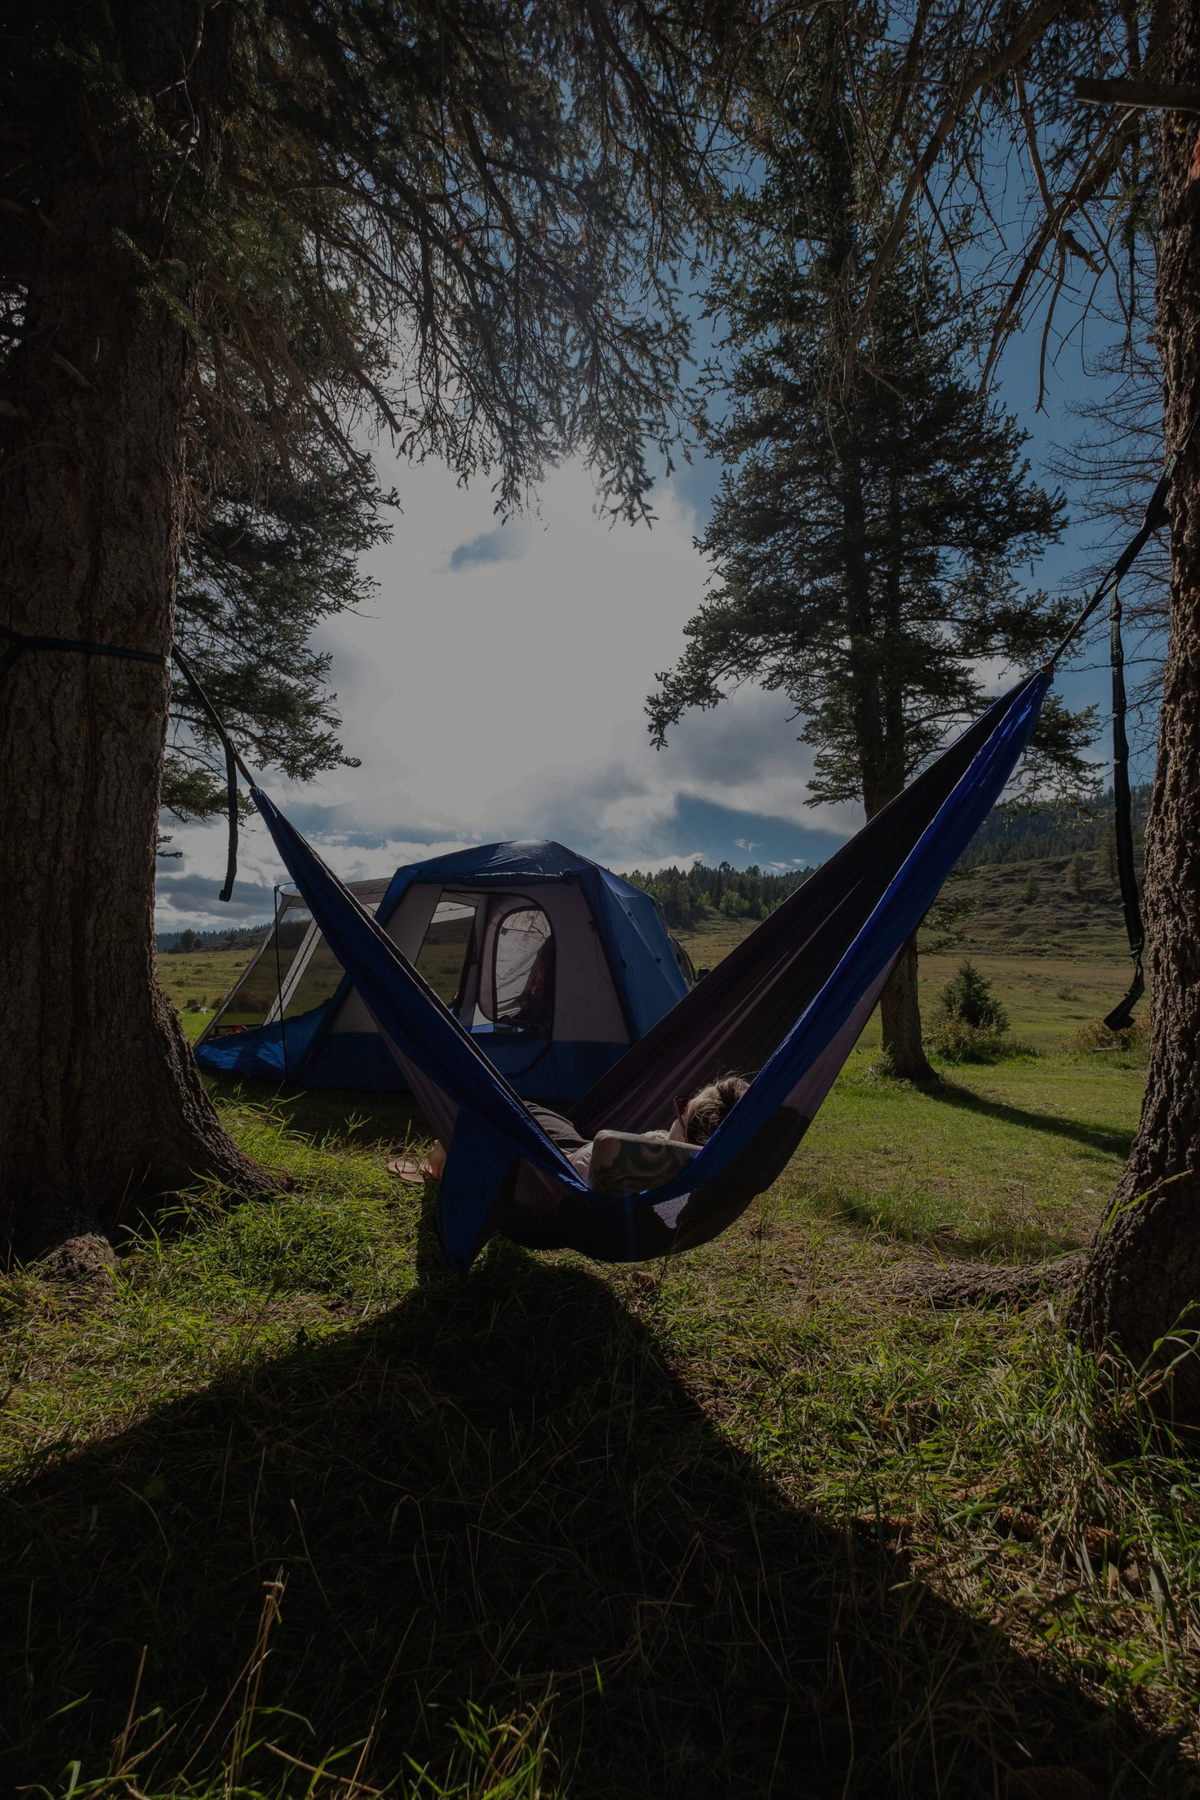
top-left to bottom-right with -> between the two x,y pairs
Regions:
156,455 -> 858,927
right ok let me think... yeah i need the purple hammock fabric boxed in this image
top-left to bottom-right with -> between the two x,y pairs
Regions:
248,671 -> 1050,1269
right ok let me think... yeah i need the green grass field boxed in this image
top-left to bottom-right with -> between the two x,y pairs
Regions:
3,865 -> 1196,1796
158,945 -> 262,1038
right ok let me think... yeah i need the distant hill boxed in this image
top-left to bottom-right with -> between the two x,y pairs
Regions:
963,786 -> 1150,867
946,848 -> 1140,960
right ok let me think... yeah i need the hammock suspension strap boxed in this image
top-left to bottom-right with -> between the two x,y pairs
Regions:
1104,580 -> 1145,1032
1047,408 -> 1200,1029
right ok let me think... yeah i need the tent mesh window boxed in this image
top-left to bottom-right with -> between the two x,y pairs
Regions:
200,883 -> 391,1041
413,900 -> 478,1008
275,919 -> 345,1021
486,906 -> 554,1032
205,902 -> 312,1035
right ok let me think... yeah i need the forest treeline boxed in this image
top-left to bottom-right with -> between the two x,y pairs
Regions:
623,862 -> 813,928
157,926 -> 269,955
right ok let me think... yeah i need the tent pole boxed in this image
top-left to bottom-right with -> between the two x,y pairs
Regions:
274,885 -> 289,1084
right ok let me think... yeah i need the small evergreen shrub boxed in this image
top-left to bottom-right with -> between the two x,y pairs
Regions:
1065,851 -> 1090,895
1021,874 -> 1040,904
936,960 -> 1008,1031
926,961 -> 1032,1061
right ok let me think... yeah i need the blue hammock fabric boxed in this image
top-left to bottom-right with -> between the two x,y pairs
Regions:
249,671 -> 1051,1270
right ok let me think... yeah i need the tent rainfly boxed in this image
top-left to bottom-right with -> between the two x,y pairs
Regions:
194,840 -> 693,1104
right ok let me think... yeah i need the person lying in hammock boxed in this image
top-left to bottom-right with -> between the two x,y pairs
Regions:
410,1075 -> 749,1196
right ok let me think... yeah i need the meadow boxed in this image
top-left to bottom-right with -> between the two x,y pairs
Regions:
158,943 -> 264,1039
3,864 -> 1197,1798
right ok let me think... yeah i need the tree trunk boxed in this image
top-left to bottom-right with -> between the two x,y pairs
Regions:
874,471 -> 933,1080
841,454 -> 931,1075
879,936 -> 936,1082
0,92 -> 271,1262
1075,0 -> 1200,1413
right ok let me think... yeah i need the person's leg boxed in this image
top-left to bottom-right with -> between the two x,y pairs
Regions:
412,1103 -> 584,1187
520,1103 -> 587,1156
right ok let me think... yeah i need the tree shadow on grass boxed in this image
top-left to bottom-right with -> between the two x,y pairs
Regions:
0,1213 -> 1188,1798
920,1078 -> 1134,1159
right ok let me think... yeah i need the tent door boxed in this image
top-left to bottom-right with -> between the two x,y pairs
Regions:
264,918 -> 322,1024
475,897 -> 555,1036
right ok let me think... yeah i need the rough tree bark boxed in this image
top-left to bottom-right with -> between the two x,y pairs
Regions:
0,13 -> 273,1265
1075,0 -> 1200,1416
845,458 -> 935,1081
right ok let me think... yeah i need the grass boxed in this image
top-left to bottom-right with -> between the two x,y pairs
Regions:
795,1047 -> 1143,1261
3,890 -> 1193,1795
4,1030 -> 1200,1797
157,947 -> 259,1040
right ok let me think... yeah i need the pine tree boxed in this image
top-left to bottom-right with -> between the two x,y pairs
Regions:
0,0 -> 744,1262
1065,852 -> 1090,896
648,51 -> 1085,1079
936,962 -> 1008,1032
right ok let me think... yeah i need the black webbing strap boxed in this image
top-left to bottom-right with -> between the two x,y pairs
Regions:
0,623 -> 166,681
0,624 -> 248,904
1047,409 -> 1200,1031
1103,580 -> 1145,1031
170,646 -> 248,904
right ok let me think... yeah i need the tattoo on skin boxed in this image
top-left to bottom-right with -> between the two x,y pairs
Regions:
588,1131 -> 695,1197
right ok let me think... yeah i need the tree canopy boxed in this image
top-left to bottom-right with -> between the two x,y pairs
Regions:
3,0 -> 741,520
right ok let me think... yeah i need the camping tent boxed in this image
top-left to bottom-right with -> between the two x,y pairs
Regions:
194,840 -> 692,1103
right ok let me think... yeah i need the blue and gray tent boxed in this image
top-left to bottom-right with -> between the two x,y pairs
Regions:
195,842 -> 691,1101
242,672 -> 1051,1272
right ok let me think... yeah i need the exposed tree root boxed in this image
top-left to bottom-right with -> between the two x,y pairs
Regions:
892,1250 -> 1089,1308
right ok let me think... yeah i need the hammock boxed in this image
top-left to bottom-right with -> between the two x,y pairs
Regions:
250,671 -> 1051,1269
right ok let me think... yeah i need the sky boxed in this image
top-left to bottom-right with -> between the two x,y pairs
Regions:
155,310 -> 1157,934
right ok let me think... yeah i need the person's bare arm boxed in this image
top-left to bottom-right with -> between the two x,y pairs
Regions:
589,1131 -> 695,1197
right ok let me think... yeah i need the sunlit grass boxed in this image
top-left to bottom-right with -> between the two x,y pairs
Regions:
791,1046 -> 1145,1259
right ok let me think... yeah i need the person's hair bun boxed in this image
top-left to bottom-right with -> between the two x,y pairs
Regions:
683,1073 -> 750,1144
